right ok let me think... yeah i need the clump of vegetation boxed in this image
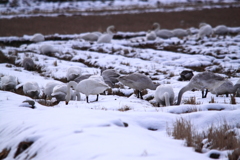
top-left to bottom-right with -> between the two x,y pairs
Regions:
230,95 -> 236,104
183,97 -> 201,105
167,117 -> 240,158
118,105 -> 131,112
209,96 -> 216,103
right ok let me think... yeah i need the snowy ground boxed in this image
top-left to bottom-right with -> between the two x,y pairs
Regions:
1,1 -> 240,160
1,28 -> 240,159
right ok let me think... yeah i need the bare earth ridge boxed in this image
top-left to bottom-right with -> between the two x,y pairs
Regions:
1,7 -> 240,36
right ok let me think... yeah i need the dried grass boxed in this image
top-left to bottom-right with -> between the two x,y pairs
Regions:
167,117 -> 240,156
183,97 -> 201,105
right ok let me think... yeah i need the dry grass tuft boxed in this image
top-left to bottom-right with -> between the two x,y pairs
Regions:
118,105 -> 131,112
183,97 -> 201,105
209,96 -> 216,103
230,95 -> 236,104
167,118 -> 240,156
53,60 -> 58,66
0,148 -> 11,159
14,141 -> 34,158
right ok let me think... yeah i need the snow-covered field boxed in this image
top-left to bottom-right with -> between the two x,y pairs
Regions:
1,1 -> 240,160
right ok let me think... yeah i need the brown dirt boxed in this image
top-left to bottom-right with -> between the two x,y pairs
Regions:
0,7 -> 240,37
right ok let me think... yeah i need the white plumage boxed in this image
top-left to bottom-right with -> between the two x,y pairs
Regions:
176,72 -> 226,105
155,85 -> 175,106
172,28 -> 188,38
0,75 -> 17,91
39,44 -> 56,55
66,66 -> 82,81
118,73 -> 158,99
97,25 -> 115,43
66,78 -> 109,104
146,30 -> 157,41
51,84 -> 79,102
44,81 -> 62,99
213,25 -> 229,36
152,23 -> 174,39
23,81 -> 40,98
81,31 -> 102,41
31,33 -> 45,43
197,23 -> 213,39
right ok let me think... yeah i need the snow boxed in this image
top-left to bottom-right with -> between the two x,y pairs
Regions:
1,1 -> 240,160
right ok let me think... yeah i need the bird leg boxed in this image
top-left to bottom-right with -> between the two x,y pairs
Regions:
95,94 -> 99,101
202,89 -> 208,98
139,90 -> 143,99
86,96 -> 89,103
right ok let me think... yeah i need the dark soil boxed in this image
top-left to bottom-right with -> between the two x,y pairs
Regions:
1,7 -> 240,37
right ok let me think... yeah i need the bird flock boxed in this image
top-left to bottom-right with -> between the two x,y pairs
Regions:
0,22 -> 239,107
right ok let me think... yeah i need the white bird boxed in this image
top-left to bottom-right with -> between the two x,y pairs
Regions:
66,79 -> 109,104
176,72 -> 226,105
74,74 -> 92,83
0,75 -> 17,91
197,23 -> 213,39
51,84 -> 80,102
39,44 -> 57,56
155,85 -> 175,107
213,25 -> 229,36
88,75 -> 105,82
152,22 -> 174,39
146,30 -> 157,41
66,66 -> 82,81
102,69 -> 120,88
23,81 -> 40,99
22,57 -> 35,71
97,25 -> 115,43
44,81 -> 62,99
81,31 -> 102,41
118,73 -> 158,99
210,79 -> 240,97
172,28 -> 188,38
31,33 -> 45,43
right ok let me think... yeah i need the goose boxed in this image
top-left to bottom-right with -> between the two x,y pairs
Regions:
118,73 -> 158,99
152,22 -> 174,39
176,72 -> 226,105
51,84 -> 80,102
210,79 -> 240,97
66,79 -> 109,104
31,33 -> 45,43
197,23 -> 213,39
146,30 -> 157,41
81,31 -> 102,41
23,81 -> 40,99
101,69 -> 120,88
39,44 -> 57,56
22,57 -> 35,71
44,81 -> 62,99
172,28 -> 188,38
213,25 -> 229,36
74,74 -> 92,83
66,66 -> 82,81
97,25 -> 115,43
155,85 -> 175,107
0,75 -> 17,91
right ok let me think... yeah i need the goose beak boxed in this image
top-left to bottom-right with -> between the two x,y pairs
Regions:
65,101 -> 69,105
